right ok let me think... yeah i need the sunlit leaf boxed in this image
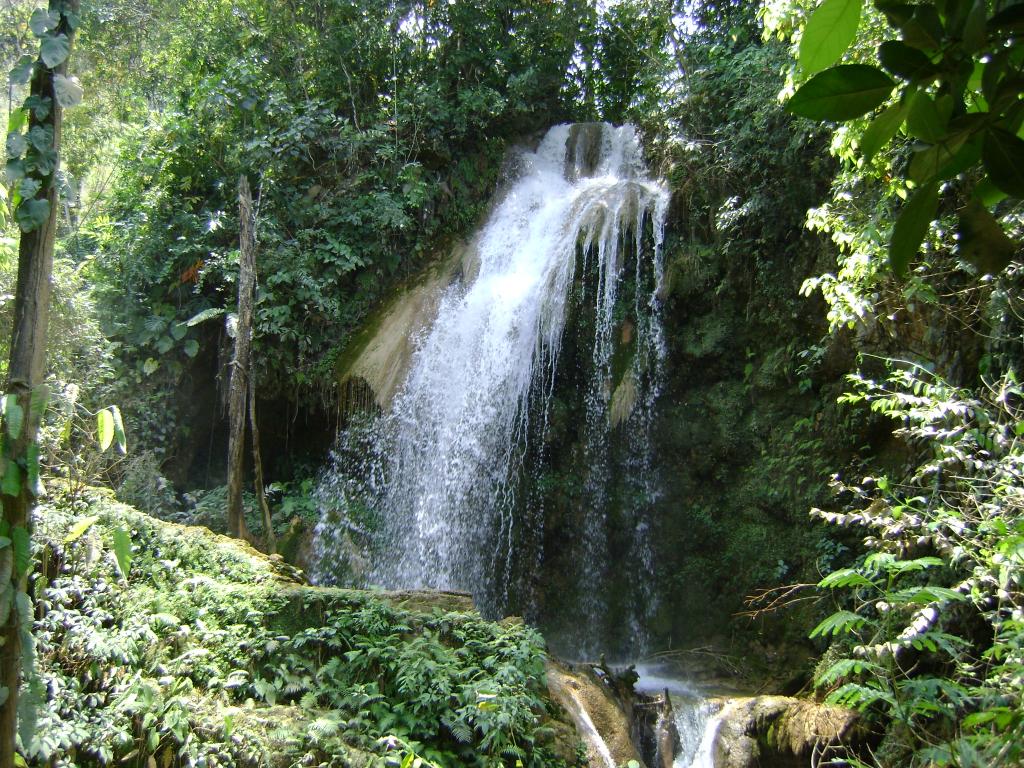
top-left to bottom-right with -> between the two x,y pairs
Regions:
64,516 -> 99,544
113,526 -> 132,580
29,9 -> 59,36
110,405 -> 127,454
3,395 -> 23,440
97,408 -> 114,451
185,307 -> 225,326
53,74 -> 83,108
799,0 -> 863,75
40,34 -> 70,68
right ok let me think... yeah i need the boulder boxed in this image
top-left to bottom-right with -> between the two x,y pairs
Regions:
712,695 -> 860,768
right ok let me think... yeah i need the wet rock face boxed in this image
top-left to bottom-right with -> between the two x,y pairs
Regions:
633,692 -> 678,768
565,123 -> 607,180
712,696 -> 860,768
546,661 -> 647,768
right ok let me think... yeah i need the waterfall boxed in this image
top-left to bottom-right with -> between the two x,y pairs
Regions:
671,699 -> 722,768
315,123 -> 670,654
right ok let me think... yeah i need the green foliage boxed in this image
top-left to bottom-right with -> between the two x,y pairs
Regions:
73,0 -> 590,456
3,0 -> 83,234
810,362 -> 1024,765
775,0 -> 1024,284
787,64 -> 895,121
31,492 -> 576,767
799,0 -> 864,74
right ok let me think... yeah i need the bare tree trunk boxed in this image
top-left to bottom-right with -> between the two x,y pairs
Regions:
0,0 -> 77,757
248,375 -> 275,554
226,176 -> 256,540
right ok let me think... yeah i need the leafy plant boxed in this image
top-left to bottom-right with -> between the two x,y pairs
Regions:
783,0 -> 1023,277
29,492 -> 576,767
810,362 -> 1024,765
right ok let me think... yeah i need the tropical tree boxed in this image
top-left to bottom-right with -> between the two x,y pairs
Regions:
1,0 -> 81,757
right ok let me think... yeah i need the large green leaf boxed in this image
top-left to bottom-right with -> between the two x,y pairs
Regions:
901,4 -> 943,52
5,133 -> 27,160
27,148 -> 57,176
890,181 -> 940,278
0,584 -> 11,627
1,464 -> 19,498
982,127 -> 1024,197
860,100 -> 907,161
40,34 -> 70,68
874,2 -> 916,28
27,126 -> 52,153
17,178 -> 41,200
53,73 -> 83,108
29,9 -> 59,36
9,56 -> 35,86
26,443 -> 41,497
958,199 -> 1017,275
110,405 -> 127,454
4,161 -> 25,185
15,198 -> 50,233
912,131 -> 980,185
962,0 -> 988,53
113,526 -> 132,580
11,526 -> 29,578
6,108 -> 27,134
787,65 -> 895,121
0,551 -> 11,591
906,92 -> 951,143
64,515 -> 99,544
799,0 -> 863,75
3,395 -> 23,440
96,408 -> 114,451
878,40 -> 936,81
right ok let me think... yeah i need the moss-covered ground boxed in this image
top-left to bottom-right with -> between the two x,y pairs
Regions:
27,489 -> 582,768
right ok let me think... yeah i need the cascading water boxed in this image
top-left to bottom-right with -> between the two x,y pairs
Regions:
315,123 -> 669,655
636,667 -> 723,768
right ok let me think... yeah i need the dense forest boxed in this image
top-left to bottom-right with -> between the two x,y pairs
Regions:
1,0 -> 1022,766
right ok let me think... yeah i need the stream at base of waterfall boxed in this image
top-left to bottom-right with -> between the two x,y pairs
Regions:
314,122 -> 670,659
635,665 -> 725,768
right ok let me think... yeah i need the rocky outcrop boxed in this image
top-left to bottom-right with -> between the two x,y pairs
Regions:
336,243 -> 470,411
547,661 -> 647,768
712,695 -> 860,768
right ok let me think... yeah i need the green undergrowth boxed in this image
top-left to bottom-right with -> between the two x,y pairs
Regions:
28,489 -> 580,768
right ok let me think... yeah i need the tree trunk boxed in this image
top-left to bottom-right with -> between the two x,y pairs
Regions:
0,0 -> 77,758
249,374 -> 275,554
226,176 -> 256,540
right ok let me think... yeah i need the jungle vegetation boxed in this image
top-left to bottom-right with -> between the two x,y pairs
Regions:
0,0 -> 1022,765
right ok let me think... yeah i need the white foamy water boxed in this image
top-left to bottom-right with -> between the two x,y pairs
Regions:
636,664 -> 722,768
316,123 -> 670,640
